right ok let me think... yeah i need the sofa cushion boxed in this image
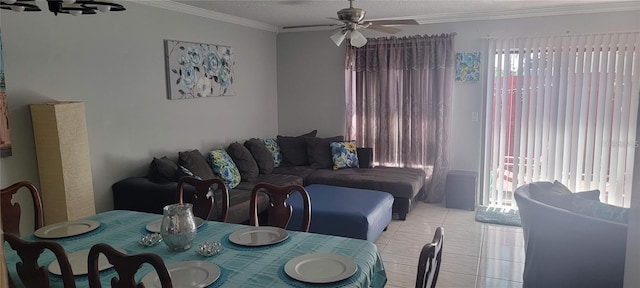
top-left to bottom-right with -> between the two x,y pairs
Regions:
564,196 -> 628,224
307,136 -> 344,169
148,156 -> 178,183
244,138 -> 274,174
226,142 -> 259,182
207,149 -> 241,189
530,182 -> 626,223
330,141 -> 359,170
216,189 -> 269,224
234,173 -> 304,191
306,166 -> 427,199
271,166 -> 317,184
277,130 -> 318,167
531,181 -> 601,204
262,138 -> 283,168
178,149 -> 216,180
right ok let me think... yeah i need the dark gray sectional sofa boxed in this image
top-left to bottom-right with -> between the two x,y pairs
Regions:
112,134 -> 429,223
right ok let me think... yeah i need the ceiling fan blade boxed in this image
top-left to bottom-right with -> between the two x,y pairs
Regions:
367,19 -> 419,26
366,24 -> 401,34
282,23 -> 342,29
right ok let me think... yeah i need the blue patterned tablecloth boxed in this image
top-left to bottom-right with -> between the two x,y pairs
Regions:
5,210 -> 387,288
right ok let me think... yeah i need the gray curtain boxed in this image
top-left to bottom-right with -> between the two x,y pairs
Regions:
344,34 -> 455,202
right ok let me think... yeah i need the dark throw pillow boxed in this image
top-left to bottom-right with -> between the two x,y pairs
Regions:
277,130 -> 318,167
244,138 -> 274,174
177,149 -> 216,180
529,181 -> 625,223
148,156 -> 178,183
306,136 -> 344,169
227,142 -> 259,182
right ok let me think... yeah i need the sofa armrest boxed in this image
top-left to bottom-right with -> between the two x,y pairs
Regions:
112,177 -> 180,215
357,147 -> 373,168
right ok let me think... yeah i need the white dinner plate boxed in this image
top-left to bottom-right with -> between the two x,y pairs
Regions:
141,260 -> 220,288
34,220 -> 101,239
48,248 -> 125,276
228,226 -> 289,247
145,217 -> 205,233
284,253 -> 357,284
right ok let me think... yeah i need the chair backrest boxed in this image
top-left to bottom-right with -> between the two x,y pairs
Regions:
3,232 -> 76,288
88,243 -> 172,288
1,181 -> 44,237
177,176 -> 229,222
416,227 -> 444,288
249,183 -> 311,232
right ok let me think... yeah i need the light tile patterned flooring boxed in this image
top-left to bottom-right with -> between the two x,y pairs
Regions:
376,202 -> 525,288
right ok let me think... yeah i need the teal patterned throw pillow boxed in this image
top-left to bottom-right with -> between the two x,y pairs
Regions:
262,138 -> 282,167
330,141 -> 359,170
207,149 -> 241,189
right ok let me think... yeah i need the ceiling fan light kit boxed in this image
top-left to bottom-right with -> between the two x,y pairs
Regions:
331,30 -> 348,46
282,0 -> 418,48
349,30 -> 367,48
0,0 -> 125,15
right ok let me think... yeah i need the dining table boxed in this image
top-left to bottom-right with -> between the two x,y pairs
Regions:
4,210 -> 387,288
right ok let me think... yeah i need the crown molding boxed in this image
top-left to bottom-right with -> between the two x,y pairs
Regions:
413,1 -> 640,25
136,0 -> 278,33
136,1 -> 637,33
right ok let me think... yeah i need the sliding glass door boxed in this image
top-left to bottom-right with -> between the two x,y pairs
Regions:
482,33 -> 639,208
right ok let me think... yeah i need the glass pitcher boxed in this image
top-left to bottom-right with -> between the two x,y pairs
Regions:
160,203 -> 197,252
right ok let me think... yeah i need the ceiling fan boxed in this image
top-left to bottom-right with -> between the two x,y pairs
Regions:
282,0 -> 419,48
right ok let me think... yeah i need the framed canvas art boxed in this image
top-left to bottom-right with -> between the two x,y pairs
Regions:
164,40 -> 235,99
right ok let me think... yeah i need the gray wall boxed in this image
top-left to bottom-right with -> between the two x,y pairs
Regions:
0,2 -> 278,222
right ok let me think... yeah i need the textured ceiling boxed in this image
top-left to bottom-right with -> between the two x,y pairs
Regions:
175,0 -> 640,30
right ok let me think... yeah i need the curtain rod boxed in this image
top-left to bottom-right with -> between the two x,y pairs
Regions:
481,31 -> 639,40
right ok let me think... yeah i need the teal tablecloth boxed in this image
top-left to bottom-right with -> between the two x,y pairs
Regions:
5,210 -> 387,288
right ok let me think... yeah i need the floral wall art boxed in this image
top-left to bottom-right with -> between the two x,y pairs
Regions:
455,52 -> 481,82
164,40 -> 235,99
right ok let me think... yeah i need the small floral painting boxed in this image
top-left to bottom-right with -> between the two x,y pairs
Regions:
456,52 -> 480,82
164,40 -> 235,99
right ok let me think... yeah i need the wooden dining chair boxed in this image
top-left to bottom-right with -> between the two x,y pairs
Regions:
3,232 -> 76,288
177,176 -> 229,222
249,183 -> 311,232
416,227 -> 444,288
88,243 -> 172,288
1,181 -> 44,237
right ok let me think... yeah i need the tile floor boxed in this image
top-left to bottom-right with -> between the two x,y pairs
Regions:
376,202 -> 525,288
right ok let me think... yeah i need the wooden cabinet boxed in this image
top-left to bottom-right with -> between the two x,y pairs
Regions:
30,101 -> 95,225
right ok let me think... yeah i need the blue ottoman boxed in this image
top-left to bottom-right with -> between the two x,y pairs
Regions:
287,184 -> 394,242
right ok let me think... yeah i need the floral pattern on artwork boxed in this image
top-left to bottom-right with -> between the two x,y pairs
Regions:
455,52 -> 480,82
165,40 -> 235,99
207,149 -> 241,189
262,138 -> 282,167
330,141 -> 359,170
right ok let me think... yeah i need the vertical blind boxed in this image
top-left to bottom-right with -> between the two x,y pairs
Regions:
483,32 -> 639,208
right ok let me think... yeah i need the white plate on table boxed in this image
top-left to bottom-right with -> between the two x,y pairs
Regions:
228,226 -> 288,247
141,260 -> 220,288
48,248 -> 125,276
284,253 -> 357,284
145,217 -> 205,233
34,220 -> 101,239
